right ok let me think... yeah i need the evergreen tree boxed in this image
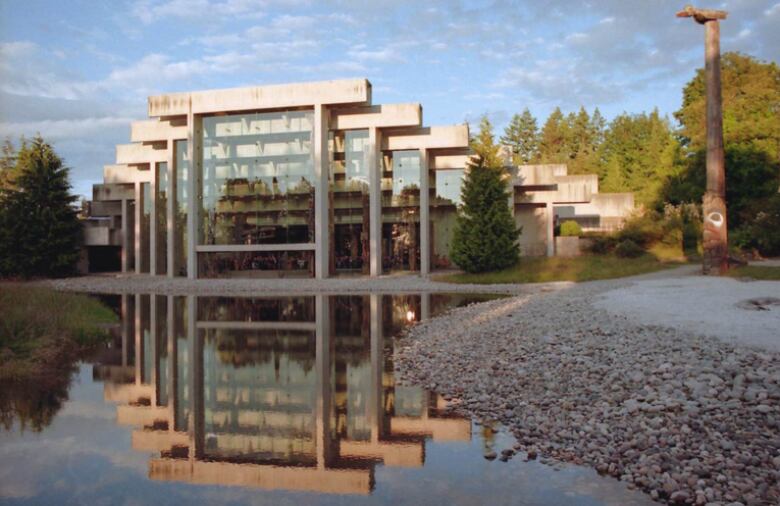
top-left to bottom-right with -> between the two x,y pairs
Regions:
451,118 -> 519,273
471,115 -> 502,167
0,136 -> 82,278
450,155 -> 520,273
538,107 -> 568,163
501,108 -> 539,164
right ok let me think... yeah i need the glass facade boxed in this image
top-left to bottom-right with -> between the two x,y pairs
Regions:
156,162 -> 168,275
174,141 -> 188,277
200,110 -> 315,246
330,129 -> 370,275
382,150 -> 421,272
430,168 -> 464,270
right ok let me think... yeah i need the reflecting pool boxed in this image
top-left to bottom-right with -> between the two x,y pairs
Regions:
0,293 -> 653,505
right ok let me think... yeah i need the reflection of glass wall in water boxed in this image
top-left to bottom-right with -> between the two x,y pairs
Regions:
330,130 -> 370,275
198,296 -> 318,464
174,296 -> 189,431
430,169 -> 464,270
174,141 -> 189,277
200,110 -> 314,246
382,150 -> 421,272
156,162 -> 168,275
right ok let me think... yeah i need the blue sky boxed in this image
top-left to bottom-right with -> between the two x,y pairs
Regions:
1,0 -> 778,198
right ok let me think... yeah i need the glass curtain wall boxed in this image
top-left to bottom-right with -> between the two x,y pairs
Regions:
330,130 -> 370,275
156,162 -> 168,275
198,110 -> 314,277
382,150 -> 420,272
430,168 -> 464,270
174,141 -> 189,277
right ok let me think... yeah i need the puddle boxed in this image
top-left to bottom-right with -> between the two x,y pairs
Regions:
0,292 -> 652,505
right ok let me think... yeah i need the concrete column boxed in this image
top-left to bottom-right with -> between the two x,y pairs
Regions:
167,139 -> 176,278
315,294 -> 333,468
187,295 -> 203,460
150,295 -> 158,406
134,293 -> 143,385
313,104 -> 330,279
134,182 -> 142,274
186,107 -> 201,280
369,294 -> 383,443
121,294 -> 129,366
419,149 -> 430,276
546,201 -> 555,257
121,198 -> 131,273
166,295 -> 177,432
150,164 -> 158,275
421,292 -> 430,321
368,127 -> 382,277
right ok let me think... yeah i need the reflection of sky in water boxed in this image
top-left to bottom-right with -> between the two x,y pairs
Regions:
0,294 -> 654,506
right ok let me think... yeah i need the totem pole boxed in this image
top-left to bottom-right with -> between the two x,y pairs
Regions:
677,5 -> 729,274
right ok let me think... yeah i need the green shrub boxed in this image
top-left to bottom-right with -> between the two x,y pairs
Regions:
736,193 -> 780,257
615,239 -> 644,258
616,212 -> 664,247
559,220 -> 582,237
585,235 -> 616,254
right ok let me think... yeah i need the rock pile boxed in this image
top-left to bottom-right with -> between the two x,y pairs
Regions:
395,284 -> 780,505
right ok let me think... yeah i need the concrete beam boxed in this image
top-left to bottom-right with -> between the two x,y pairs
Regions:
330,103 -> 421,130
148,79 -> 371,117
131,119 -> 187,143
116,143 -> 167,165
431,154 -> 470,170
382,125 -> 469,151
103,164 -> 152,184
94,183 -> 134,202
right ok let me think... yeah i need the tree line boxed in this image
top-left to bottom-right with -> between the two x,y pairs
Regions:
495,52 -> 779,255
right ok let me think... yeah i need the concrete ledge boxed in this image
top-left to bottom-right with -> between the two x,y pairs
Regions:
93,183 -> 134,201
131,119 -> 187,142
331,103 -> 421,130
116,143 -> 167,165
382,125 -> 469,151
148,79 -> 371,117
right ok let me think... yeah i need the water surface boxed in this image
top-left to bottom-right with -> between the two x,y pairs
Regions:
0,292 -> 652,505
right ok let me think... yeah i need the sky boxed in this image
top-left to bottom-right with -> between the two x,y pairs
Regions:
0,0 -> 778,198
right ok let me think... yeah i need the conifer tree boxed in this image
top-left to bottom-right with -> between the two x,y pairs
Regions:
0,136 -> 82,278
451,119 -> 519,273
501,108 -> 539,165
538,107 -> 567,163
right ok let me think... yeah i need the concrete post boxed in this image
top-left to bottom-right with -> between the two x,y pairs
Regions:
166,295 -> 177,430
419,149 -> 430,276
546,201 -> 555,257
315,294 -> 333,468
150,295 -> 158,406
313,104 -> 330,279
369,293 -> 383,443
421,292 -> 430,321
134,182 -> 142,274
150,164 -> 157,275
121,198 -> 131,273
369,127 -> 382,277
187,295 -> 203,460
167,140 -> 176,278
134,293 -> 142,385
186,106 -> 201,280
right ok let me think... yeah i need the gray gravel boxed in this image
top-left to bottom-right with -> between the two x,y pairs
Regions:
395,279 -> 780,505
41,272 -> 570,296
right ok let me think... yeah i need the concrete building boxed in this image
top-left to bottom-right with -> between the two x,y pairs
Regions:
85,78 -> 633,278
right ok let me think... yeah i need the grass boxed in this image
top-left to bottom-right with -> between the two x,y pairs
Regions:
434,253 -> 686,284
0,285 -> 116,377
725,265 -> 780,281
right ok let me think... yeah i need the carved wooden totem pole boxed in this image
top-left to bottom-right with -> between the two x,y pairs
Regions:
677,5 -> 729,274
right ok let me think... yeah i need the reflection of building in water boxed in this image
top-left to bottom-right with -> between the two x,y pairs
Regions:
93,294 -> 471,495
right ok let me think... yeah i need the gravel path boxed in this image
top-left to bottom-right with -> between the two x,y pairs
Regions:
395,274 -> 780,505
40,272 -> 571,295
